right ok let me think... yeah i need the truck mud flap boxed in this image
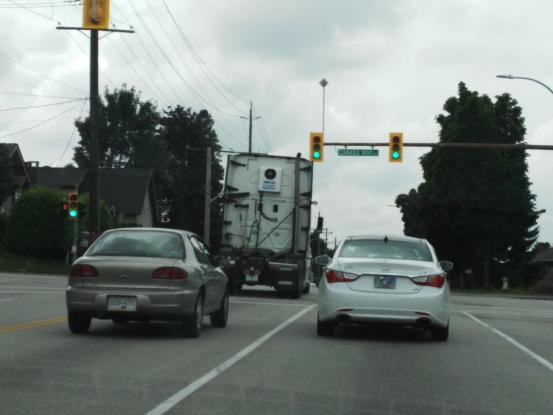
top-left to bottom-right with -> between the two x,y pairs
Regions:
271,264 -> 300,292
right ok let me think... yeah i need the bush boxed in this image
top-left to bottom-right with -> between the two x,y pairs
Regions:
6,187 -> 72,258
0,213 -> 7,244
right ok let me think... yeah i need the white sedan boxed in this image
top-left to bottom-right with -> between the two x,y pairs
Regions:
316,235 -> 452,341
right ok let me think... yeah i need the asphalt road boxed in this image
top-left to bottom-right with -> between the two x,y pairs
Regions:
1,272 -> 552,415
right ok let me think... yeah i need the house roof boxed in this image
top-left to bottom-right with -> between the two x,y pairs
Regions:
36,167 -> 156,216
37,167 -> 87,188
97,169 -> 154,215
3,143 -> 18,157
3,143 -> 31,185
532,248 -> 553,263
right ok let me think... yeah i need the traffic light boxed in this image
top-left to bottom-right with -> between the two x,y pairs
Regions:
83,0 -> 110,30
68,192 -> 79,219
389,133 -> 403,162
310,132 -> 324,162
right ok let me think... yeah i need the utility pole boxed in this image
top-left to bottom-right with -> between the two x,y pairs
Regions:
203,147 -> 212,243
89,29 -> 100,243
57,3 -> 134,245
242,102 -> 260,153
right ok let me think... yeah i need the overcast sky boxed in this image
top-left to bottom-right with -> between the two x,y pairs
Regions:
1,0 -> 553,248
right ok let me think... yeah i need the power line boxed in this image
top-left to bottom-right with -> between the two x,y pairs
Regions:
0,51 -> 86,94
6,0 -> 61,23
0,104 -> 79,139
64,30 -> 117,89
106,36 -> 167,106
161,0 -> 251,105
0,98 -> 85,112
0,92 -> 85,99
161,0 -> 250,115
53,99 -> 87,167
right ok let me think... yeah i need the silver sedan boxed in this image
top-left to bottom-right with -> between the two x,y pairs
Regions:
66,228 -> 229,338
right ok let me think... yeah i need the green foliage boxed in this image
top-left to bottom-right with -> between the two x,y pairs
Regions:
160,106 -> 225,249
396,83 -> 540,289
6,187 -> 72,258
0,143 -> 13,205
0,214 -> 8,244
0,244 -> 69,275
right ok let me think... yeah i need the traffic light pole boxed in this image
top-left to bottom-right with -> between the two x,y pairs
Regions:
204,147 -> 212,243
323,142 -> 553,151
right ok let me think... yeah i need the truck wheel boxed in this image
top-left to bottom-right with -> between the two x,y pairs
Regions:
302,282 -> 311,294
290,280 -> 303,300
276,290 -> 289,299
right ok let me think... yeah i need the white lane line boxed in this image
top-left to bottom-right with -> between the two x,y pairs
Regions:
0,286 -> 64,290
0,298 -> 14,303
0,290 -> 64,295
452,309 -> 553,319
230,300 -> 310,307
146,304 -> 317,415
464,312 -> 553,373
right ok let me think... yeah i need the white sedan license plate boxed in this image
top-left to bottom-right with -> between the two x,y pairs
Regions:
108,296 -> 137,312
374,276 -> 396,289
245,275 -> 258,282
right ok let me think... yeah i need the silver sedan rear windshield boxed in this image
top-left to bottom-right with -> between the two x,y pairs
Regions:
339,239 -> 432,262
87,230 -> 185,259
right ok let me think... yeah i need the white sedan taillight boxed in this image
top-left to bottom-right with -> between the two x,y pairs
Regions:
326,269 -> 359,284
412,274 -> 445,288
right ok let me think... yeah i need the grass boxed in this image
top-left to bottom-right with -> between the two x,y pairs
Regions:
0,245 -> 69,275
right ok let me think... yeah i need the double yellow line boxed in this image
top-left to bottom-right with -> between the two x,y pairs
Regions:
0,316 -> 67,334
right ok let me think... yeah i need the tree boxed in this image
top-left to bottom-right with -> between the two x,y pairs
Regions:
310,231 -> 329,285
396,82 -> 540,289
73,85 -> 168,179
0,144 -> 13,207
160,106 -> 225,249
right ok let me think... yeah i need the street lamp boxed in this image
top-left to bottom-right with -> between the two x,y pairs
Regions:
319,78 -> 329,132
496,74 -> 553,95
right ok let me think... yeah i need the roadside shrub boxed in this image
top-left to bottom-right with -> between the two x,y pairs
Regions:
0,213 -> 8,244
6,187 -> 72,258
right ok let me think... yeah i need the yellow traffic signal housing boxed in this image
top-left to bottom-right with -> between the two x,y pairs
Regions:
83,0 -> 110,30
310,132 -> 324,162
389,133 -> 403,162
68,192 -> 79,219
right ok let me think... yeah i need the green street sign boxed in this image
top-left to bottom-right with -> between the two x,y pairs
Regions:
337,149 -> 379,156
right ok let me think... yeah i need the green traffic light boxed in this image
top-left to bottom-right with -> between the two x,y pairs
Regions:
313,151 -> 321,159
69,210 -> 77,218
392,151 -> 400,159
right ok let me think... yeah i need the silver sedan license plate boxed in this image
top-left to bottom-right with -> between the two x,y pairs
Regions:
108,296 -> 137,312
374,276 -> 396,289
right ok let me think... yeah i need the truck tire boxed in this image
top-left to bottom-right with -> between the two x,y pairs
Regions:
290,279 -> 303,300
302,282 -> 311,294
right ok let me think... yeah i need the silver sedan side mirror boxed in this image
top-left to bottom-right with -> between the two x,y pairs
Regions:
315,255 -> 331,266
439,261 -> 453,271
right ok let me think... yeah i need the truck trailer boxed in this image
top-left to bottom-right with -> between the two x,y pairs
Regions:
218,153 -> 314,299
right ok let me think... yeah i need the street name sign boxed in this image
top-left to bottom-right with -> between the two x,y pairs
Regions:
337,149 -> 379,156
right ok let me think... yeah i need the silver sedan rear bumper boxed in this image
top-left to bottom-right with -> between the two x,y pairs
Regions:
66,286 -> 200,321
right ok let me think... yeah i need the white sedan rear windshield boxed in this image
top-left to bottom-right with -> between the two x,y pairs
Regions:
88,231 -> 185,259
339,239 -> 432,262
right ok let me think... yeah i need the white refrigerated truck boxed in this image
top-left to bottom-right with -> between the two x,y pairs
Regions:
218,153 -> 314,299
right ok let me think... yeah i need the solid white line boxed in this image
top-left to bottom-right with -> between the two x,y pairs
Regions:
0,290 -> 64,295
145,304 -> 317,415
0,286 -> 64,290
230,300 -> 310,307
464,312 -> 553,373
0,298 -> 14,303
453,309 -> 553,319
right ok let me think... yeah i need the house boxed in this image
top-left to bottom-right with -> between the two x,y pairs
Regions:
34,167 -> 159,227
0,143 -> 32,214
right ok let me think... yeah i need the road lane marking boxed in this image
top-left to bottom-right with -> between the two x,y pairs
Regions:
464,312 -> 553,374
0,298 -> 14,303
0,290 -> 64,295
145,304 -> 317,415
0,286 -> 65,290
231,300 -> 311,307
0,316 -> 67,334
452,309 -> 553,319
